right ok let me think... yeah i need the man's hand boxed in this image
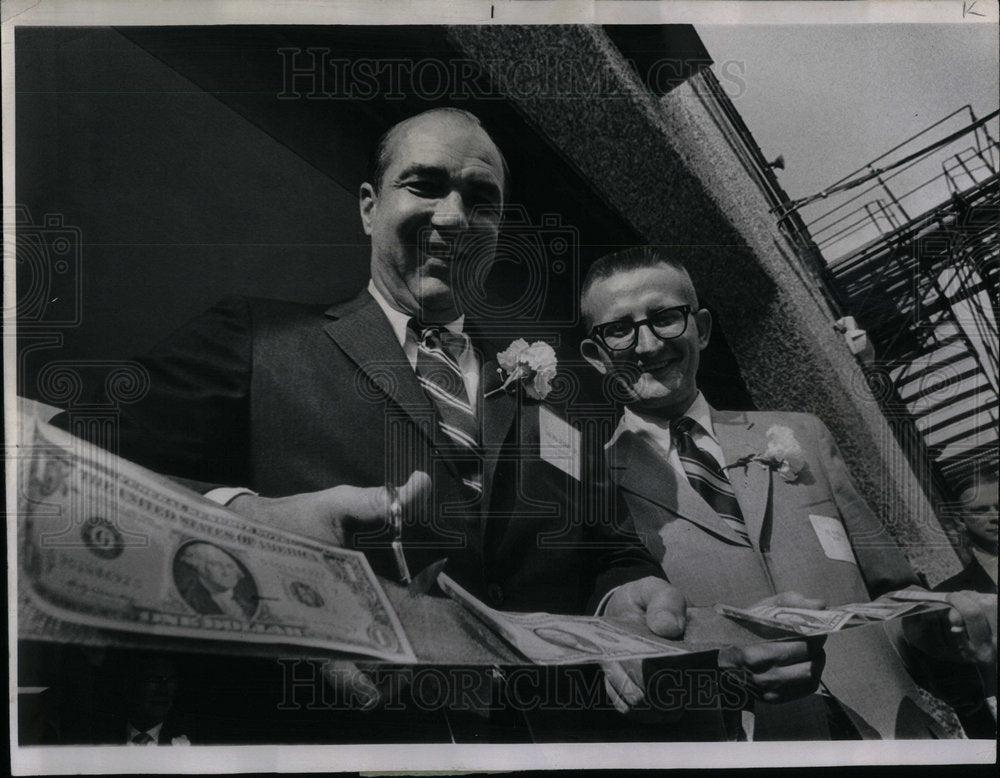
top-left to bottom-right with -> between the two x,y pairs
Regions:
321,659 -> 383,711
944,590 -> 997,666
320,659 -> 412,712
228,471 -> 432,546
604,576 -> 687,636
601,577 -> 687,714
904,589 -> 997,667
230,475 -> 431,710
717,591 -> 828,706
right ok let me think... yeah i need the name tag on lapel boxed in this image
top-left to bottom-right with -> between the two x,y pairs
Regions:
539,405 -> 582,481
809,514 -> 857,564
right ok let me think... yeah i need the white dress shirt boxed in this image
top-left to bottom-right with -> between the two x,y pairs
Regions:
605,391 -> 725,471
126,721 -> 162,746
367,280 -> 480,413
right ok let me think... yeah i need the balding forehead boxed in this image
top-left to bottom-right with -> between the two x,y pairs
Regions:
379,110 -> 507,192
399,114 -> 499,157
392,109 -> 483,142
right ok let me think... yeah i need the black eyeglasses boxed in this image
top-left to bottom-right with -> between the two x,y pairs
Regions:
590,305 -> 693,351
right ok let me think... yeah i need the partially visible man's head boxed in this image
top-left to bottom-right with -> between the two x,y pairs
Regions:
579,246 -> 711,418
360,108 -> 508,323
181,543 -> 243,594
957,477 -> 999,552
125,653 -> 179,730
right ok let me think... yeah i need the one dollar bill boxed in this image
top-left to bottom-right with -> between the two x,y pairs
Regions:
438,573 -> 690,664
716,591 -> 951,636
715,603 -> 855,636
18,417 -> 416,663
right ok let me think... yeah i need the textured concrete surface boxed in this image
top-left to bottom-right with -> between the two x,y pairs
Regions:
448,25 -> 959,584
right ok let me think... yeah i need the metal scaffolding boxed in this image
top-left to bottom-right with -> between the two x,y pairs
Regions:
794,107 -> 999,497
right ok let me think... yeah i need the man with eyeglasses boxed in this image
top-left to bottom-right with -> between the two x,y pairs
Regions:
578,245 -> 997,740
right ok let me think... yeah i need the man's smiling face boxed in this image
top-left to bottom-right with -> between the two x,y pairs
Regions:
360,111 -> 505,323
581,262 -> 711,418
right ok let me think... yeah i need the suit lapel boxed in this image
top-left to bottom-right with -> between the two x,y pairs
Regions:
322,291 -> 437,448
323,299 -> 522,501
469,327 -> 518,516
713,409 -> 771,549
479,361 -> 516,510
608,430 -> 748,546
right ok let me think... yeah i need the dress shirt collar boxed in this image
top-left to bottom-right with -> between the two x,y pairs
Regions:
127,721 -> 163,745
367,280 -> 466,349
606,391 -> 716,450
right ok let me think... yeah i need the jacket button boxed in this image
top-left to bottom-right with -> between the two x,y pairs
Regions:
487,583 -> 504,607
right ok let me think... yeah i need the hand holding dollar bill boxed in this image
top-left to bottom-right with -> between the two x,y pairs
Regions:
896,588 -> 998,668
19,417 -> 417,663
227,471 -> 431,553
716,591 -> 829,705
715,588 -> 953,637
598,576 -> 689,714
437,573 -> 691,665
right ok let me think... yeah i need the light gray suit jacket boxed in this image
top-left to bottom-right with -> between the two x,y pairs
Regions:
608,408 -> 943,739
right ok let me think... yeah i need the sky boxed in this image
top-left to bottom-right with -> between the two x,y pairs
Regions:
697,23 -> 999,202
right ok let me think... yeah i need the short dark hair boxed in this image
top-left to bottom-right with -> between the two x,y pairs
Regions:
580,246 -> 699,330
366,107 -> 510,197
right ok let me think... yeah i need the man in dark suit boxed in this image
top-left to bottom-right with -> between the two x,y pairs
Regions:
120,653 -> 190,746
68,109 -> 685,730
923,476 -> 998,738
48,651 -> 192,746
577,246 -> 997,739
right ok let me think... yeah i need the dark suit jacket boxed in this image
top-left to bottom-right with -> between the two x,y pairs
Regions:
82,291 -> 661,615
936,556 -> 997,595
51,705 -> 190,746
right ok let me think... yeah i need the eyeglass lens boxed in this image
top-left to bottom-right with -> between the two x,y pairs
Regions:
600,308 -> 688,349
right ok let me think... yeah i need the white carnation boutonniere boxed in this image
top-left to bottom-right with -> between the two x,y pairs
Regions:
725,425 -> 806,483
170,735 -> 191,746
485,338 -> 558,401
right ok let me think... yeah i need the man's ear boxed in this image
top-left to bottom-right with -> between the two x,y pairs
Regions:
694,308 -> 712,350
359,183 -> 376,236
580,339 -> 609,376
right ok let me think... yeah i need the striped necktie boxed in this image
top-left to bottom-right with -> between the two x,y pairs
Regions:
412,323 -> 482,496
131,731 -> 155,745
672,416 -> 751,546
